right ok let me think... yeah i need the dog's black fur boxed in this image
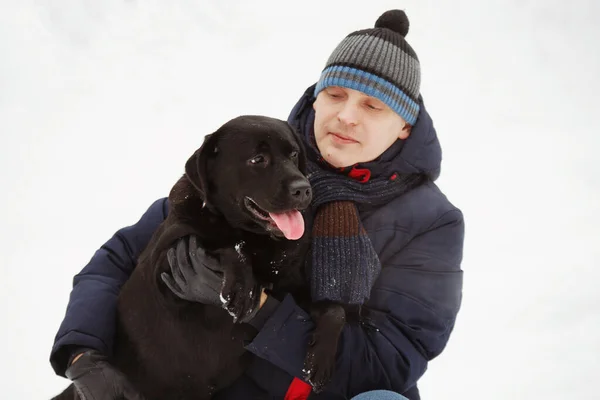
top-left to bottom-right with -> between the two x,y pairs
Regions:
52,116 -> 315,400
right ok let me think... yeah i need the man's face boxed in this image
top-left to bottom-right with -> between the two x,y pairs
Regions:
313,86 -> 410,168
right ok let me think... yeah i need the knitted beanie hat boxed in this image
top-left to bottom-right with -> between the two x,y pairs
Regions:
314,10 -> 421,125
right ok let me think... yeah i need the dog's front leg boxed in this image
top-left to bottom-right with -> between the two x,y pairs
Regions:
303,301 -> 347,393
217,247 -> 262,323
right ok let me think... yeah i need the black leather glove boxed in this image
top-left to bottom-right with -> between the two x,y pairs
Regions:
65,349 -> 145,400
161,235 -> 263,323
161,235 -> 225,306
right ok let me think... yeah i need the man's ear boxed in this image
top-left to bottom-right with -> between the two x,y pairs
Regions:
398,123 -> 412,140
184,133 -> 219,203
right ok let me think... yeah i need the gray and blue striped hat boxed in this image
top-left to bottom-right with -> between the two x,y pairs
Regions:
314,10 -> 421,125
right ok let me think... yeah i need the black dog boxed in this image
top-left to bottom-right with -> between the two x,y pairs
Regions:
53,115 -> 313,400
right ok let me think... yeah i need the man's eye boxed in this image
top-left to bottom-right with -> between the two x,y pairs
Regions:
326,89 -> 343,98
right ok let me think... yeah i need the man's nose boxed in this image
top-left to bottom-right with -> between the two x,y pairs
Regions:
337,102 -> 359,126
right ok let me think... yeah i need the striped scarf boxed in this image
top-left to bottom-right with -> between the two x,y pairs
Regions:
307,161 -> 425,304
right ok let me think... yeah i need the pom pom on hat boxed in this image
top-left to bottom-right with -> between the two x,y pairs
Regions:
375,10 -> 410,37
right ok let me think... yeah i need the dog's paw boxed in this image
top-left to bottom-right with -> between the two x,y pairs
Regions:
220,268 -> 261,323
303,334 -> 337,393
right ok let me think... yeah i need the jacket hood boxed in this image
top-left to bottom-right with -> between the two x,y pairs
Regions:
287,84 -> 442,181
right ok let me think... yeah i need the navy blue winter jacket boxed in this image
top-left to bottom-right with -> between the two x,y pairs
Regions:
51,85 -> 464,400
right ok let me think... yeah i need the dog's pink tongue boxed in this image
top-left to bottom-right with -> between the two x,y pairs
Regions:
269,211 -> 305,240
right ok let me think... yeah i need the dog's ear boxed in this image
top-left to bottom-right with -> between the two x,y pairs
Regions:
185,133 -> 219,202
290,125 -> 308,175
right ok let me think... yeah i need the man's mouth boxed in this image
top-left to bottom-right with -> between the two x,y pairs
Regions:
329,132 -> 358,144
244,197 -> 305,240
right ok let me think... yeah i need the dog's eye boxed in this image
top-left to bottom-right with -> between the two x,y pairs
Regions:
249,155 -> 266,165
290,151 -> 298,159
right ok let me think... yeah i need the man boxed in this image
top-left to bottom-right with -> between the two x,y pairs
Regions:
52,10 -> 464,400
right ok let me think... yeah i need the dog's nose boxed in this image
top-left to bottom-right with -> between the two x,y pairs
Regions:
289,180 -> 312,203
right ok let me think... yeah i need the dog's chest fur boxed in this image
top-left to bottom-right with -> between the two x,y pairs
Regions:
238,232 -> 309,300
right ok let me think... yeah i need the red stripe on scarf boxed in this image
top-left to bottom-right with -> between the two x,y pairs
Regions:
284,377 -> 312,400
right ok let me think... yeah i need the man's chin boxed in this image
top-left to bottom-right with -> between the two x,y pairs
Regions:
315,138 -> 355,168
321,151 -> 355,169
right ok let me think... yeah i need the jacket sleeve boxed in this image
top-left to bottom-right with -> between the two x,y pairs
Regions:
50,198 -> 169,376
245,208 -> 464,397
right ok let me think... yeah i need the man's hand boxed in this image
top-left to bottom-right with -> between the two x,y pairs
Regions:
259,290 -> 268,308
66,350 -> 145,400
161,235 -> 225,306
161,235 -> 268,322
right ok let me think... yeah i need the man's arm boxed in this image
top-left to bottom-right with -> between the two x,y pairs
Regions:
246,209 -> 465,397
50,198 -> 169,376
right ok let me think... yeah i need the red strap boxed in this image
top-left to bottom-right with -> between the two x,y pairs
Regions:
348,166 -> 371,183
284,377 -> 312,400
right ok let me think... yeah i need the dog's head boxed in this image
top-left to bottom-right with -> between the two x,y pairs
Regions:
185,115 -> 312,240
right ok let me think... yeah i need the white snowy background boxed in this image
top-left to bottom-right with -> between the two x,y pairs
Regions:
1,0 -> 599,398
